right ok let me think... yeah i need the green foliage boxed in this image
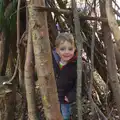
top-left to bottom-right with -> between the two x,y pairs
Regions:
0,0 -> 17,37
5,0 -> 17,35
8,0 -> 17,33
0,0 -> 5,31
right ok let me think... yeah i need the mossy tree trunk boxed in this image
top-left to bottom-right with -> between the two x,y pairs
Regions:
24,12 -> 37,120
28,0 -> 63,119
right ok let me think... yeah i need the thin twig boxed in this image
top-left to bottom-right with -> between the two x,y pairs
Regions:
3,56 -> 19,85
113,9 -> 120,18
112,0 -> 120,10
17,0 -> 24,88
9,56 -> 19,82
17,0 -> 21,49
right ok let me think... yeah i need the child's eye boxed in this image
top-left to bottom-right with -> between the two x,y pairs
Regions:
60,47 -> 65,51
68,47 -> 73,51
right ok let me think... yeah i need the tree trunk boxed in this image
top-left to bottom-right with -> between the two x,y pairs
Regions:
4,87 -> 16,120
28,0 -> 63,119
72,0 -> 83,119
0,32 -> 5,73
105,0 -> 120,70
0,76 -> 15,120
106,0 -> 120,51
100,0 -> 120,117
24,18 -> 37,120
105,26 -> 120,117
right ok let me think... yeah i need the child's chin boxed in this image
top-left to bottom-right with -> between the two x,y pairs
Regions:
63,58 -> 71,61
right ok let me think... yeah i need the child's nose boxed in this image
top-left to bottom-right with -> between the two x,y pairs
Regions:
65,50 -> 69,53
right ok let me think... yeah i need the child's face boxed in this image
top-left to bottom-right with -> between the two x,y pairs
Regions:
56,41 -> 76,62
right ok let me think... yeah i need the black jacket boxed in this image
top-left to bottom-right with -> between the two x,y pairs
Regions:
52,50 -> 77,103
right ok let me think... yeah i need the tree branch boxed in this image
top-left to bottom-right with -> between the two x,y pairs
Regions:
30,5 -> 107,22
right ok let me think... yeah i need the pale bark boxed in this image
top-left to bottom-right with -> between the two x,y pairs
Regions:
98,0 -> 120,70
105,28 -> 120,117
106,0 -> 120,51
28,0 -> 63,119
24,6 -> 37,119
101,0 -> 120,117
24,28 -> 37,120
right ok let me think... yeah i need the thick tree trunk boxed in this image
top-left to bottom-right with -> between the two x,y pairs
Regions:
106,0 -> 120,51
4,88 -> 16,120
100,0 -> 120,117
24,18 -> 37,120
105,0 -> 120,70
0,76 -> 15,120
28,0 -> 63,119
105,27 -> 120,117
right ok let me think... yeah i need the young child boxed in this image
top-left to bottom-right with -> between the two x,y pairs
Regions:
52,32 -> 77,120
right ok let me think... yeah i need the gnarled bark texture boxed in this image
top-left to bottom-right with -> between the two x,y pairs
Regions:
104,0 -> 120,117
28,0 -> 63,119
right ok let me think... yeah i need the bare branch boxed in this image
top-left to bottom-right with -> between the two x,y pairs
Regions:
31,5 -> 107,22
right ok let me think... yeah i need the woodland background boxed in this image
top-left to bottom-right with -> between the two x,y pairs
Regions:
0,0 -> 120,120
